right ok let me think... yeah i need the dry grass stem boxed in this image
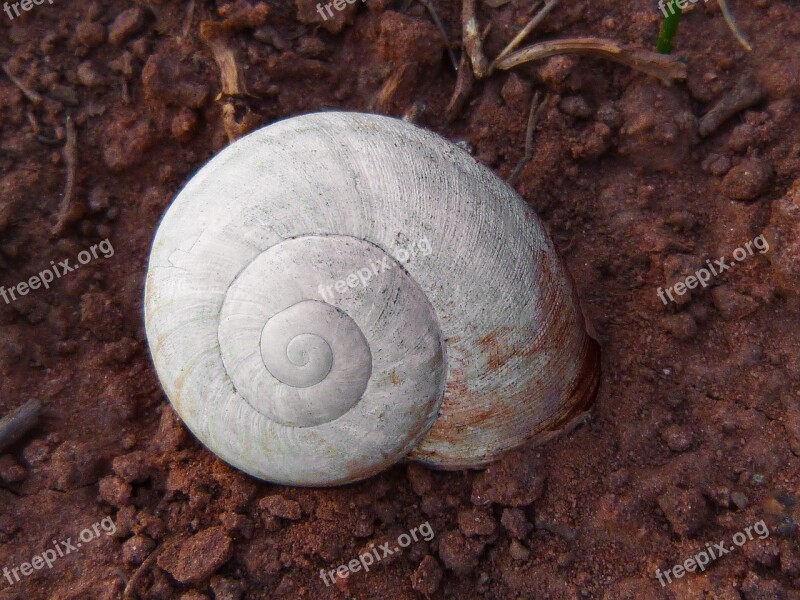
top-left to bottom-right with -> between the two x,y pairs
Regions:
180,0 -> 196,39
717,0 -> 752,51
445,52 -> 475,122
200,22 -> 248,96
462,0 -> 490,78
492,0 -> 562,68
508,91 -> 546,184
373,63 -> 417,114
402,101 -> 427,122
495,37 -> 687,85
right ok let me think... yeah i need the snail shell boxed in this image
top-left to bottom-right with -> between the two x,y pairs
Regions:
144,112 -> 600,486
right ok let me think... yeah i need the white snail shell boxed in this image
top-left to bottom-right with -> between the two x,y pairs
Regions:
144,112 -> 600,486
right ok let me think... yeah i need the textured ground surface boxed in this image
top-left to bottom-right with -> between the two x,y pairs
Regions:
1,0 -> 800,598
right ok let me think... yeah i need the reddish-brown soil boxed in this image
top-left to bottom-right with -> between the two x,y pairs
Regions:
1,0 -> 800,598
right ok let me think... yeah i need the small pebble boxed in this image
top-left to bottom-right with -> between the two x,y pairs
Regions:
559,95 -> 593,119
660,424 -> 694,452
657,486 -> 708,537
258,495 -> 302,520
731,492 -> 750,509
410,555 -> 442,595
108,7 -> 146,46
509,539 -> 530,561
98,475 -> 132,507
711,286 -> 759,321
122,534 -> 155,566
74,21 -> 106,48
500,508 -> 532,539
156,526 -> 234,584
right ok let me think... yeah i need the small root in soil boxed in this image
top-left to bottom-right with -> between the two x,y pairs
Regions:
123,542 -> 164,600
508,90 -> 548,185
1,63 -> 43,105
417,0 -> 459,71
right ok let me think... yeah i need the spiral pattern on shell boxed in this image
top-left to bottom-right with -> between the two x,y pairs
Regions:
145,112 -> 600,486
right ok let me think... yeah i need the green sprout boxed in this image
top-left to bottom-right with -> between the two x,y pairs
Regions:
656,3 -> 682,54
656,0 -> 752,55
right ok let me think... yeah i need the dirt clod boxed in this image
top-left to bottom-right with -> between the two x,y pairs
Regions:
711,285 -> 760,320
74,21 -> 106,48
438,530 -> 485,574
508,539 -> 530,561
410,555 -> 443,595
109,7 -> 147,45
157,527 -> 234,584
660,312 -> 698,340
258,495 -> 302,520
48,440 -> 100,490
122,534 -> 156,566
0,454 -> 27,483
765,178 -> 800,292
142,50 -> 210,109
657,486 -> 709,537
720,158 -> 773,201
457,508 -> 497,536
500,507 -> 532,539
471,449 -> 545,507
98,475 -> 133,507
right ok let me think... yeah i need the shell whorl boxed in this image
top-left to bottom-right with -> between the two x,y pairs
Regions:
145,111 -> 600,486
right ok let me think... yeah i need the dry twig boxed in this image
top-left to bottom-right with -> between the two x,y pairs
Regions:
462,0 -> 490,78
201,22 -> 249,97
445,52 -> 475,122
52,115 -> 82,236
402,101 -> 427,123
494,37 -> 687,85
373,63 -> 417,114
699,74 -> 764,137
0,399 -> 43,453
180,0 -> 195,39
